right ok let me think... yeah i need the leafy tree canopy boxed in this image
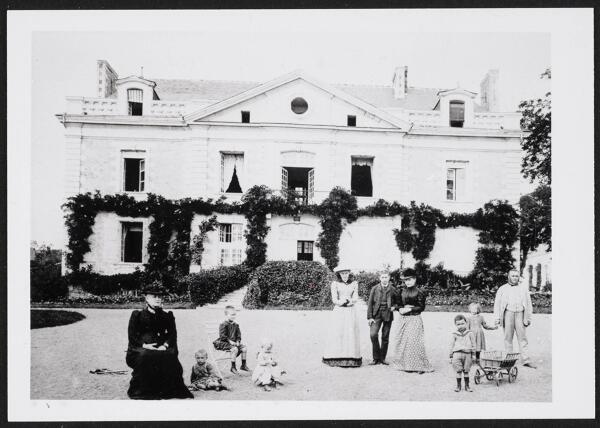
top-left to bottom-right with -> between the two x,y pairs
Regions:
519,68 -> 551,185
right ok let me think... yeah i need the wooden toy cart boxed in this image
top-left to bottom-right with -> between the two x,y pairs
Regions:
474,351 -> 520,387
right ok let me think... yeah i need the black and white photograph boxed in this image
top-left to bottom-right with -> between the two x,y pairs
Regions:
7,8 -> 595,422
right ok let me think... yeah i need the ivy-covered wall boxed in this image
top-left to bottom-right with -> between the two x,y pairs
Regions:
63,187 -> 519,289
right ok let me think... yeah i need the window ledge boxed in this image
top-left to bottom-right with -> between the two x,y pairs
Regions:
116,262 -> 145,266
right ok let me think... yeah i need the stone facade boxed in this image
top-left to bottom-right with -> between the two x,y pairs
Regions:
59,61 -> 523,274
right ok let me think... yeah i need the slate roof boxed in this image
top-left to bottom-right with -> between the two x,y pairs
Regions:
150,78 -> 486,112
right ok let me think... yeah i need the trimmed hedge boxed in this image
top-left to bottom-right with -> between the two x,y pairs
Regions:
242,261 -> 334,309
30,260 -> 68,302
67,268 -> 144,296
186,264 -> 252,306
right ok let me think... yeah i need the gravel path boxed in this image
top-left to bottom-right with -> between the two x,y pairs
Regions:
31,307 -> 551,401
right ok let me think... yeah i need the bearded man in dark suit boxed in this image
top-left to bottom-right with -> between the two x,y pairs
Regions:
367,271 -> 398,365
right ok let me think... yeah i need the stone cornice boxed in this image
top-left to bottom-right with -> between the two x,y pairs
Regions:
56,114 -> 187,127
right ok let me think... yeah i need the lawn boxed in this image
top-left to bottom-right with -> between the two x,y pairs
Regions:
31,309 -> 86,329
31,307 -> 551,401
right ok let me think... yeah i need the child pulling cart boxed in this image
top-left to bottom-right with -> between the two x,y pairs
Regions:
474,351 -> 520,387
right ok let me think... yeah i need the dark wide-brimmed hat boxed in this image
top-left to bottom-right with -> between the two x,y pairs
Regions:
400,268 -> 417,279
142,281 -> 168,296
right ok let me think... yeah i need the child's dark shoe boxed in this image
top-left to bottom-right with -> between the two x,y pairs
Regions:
230,367 -> 239,375
240,364 -> 250,372
464,385 -> 473,392
454,386 -> 461,392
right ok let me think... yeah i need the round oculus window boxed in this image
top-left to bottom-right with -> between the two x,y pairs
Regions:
291,97 -> 308,114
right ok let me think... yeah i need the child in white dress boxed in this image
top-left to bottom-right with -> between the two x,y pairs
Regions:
467,302 -> 498,363
252,339 -> 285,391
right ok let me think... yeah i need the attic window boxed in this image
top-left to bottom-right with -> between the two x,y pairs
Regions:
291,97 -> 308,114
347,115 -> 356,127
127,89 -> 143,116
449,101 -> 465,128
241,111 -> 250,123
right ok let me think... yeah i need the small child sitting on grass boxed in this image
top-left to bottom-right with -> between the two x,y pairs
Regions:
189,349 -> 227,392
252,339 -> 285,391
449,314 -> 476,392
213,305 -> 249,374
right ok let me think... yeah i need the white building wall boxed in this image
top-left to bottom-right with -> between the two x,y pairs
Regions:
85,212 -> 151,274
428,226 -> 479,275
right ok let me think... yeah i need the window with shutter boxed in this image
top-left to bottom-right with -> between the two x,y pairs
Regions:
449,101 -> 465,127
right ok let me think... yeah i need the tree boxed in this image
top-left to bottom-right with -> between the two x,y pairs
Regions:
519,185 -> 551,273
519,68 -> 551,185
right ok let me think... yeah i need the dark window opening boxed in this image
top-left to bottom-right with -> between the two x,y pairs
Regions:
124,158 -> 145,192
221,153 -> 244,193
282,167 -> 313,204
291,97 -> 308,114
297,241 -> 314,261
347,115 -> 356,127
351,157 -> 373,197
449,100 -> 465,128
128,102 -> 143,116
241,111 -> 250,123
122,222 -> 143,263
127,89 -> 144,116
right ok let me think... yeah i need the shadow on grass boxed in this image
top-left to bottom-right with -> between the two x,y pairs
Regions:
31,309 -> 86,329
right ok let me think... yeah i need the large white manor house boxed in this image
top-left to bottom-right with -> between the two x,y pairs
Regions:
58,60 -> 522,275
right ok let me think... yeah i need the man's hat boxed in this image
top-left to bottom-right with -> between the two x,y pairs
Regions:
400,268 -> 417,279
142,281 -> 168,296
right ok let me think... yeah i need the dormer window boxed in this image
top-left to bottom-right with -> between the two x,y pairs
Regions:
449,101 -> 465,127
127,89 -> 143,116
241,111 -> 250,123
347,115 -> 356,127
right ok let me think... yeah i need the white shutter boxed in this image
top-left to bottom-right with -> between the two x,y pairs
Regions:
308,168 -> 315,200
220,154 -> 225,192
139,159 -> 145,192
281,167 -> 288,194
456,168 -> 466,201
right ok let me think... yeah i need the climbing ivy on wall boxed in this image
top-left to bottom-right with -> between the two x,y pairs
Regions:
314,187 -> 358,270
190,215 -> 218,266
63,187 -> 519,289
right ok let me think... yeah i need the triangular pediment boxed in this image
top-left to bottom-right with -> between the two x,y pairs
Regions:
185,70 -> 409,130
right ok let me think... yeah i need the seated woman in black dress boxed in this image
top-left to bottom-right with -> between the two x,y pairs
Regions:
126,283 -> 193,399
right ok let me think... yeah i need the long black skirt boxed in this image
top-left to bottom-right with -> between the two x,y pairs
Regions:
126,348 -> 193,399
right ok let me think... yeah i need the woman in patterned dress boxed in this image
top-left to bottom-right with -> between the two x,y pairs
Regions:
322,266 -> 362,367
390,268 -> 434,373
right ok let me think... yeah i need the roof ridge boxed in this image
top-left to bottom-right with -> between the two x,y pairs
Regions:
151,77 -> 260,85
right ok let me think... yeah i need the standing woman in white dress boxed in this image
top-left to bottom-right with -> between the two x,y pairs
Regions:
322,266 -> 362,367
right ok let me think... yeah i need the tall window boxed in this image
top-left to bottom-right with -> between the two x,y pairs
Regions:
219,223 -> 244,266
127,89 -> 143,116
351,156 -> 374,197
221,153 -> 244,193
446,161 -> 468,201
281,167 -> 314,204
297,241 -> 314,261
449,100 -> 465,127
121,222 -> 143,263
123,158 -> 145,192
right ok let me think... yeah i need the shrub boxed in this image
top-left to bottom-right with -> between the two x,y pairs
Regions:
31,309 -> 86,329
186,264 -> 252,306
30,260 -> 68,301
354,271 -> 380,300
242,261 -> 333,309
66,268 -> 144,296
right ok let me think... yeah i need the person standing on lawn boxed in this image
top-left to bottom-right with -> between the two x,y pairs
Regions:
493,269 -> 537,368
213,305 -> 250,374
125,283 -> 193,400
322,266 -> 362,367
367,271 -> 398,365
389,268 -> 434,373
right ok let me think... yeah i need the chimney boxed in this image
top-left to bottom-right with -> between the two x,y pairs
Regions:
392,66 -> 408,99
97,60 -> 118,98
480,69 -> 499,111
